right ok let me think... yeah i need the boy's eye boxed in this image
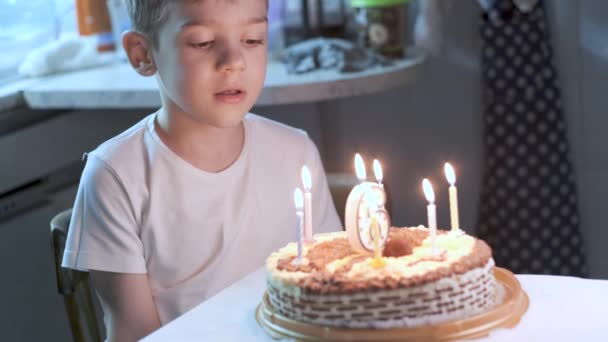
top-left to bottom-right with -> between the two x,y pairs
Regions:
244,39 -> 265,46
190,41 -> 214,49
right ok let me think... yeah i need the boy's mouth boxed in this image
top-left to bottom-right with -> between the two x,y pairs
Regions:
214,89 -> 246,104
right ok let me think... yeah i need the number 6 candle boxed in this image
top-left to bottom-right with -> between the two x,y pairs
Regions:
345,154 -> 391,255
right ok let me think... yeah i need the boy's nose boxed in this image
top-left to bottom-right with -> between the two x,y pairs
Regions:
217,46 -> 246,73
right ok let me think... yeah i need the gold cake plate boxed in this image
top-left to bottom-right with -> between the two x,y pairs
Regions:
255,267 -> 529,341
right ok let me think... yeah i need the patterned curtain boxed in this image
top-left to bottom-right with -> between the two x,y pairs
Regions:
477,0 -> 587,276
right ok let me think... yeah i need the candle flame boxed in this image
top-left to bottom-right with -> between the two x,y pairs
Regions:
373,159 -> 383,184
301,165 -> 312,191
294,188 -> 304,210
354,153 -> 366,181
445,163 -> 456,185
423,179 -> 435,203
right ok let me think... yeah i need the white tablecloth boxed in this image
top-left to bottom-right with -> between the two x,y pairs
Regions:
143,267 -> 608,341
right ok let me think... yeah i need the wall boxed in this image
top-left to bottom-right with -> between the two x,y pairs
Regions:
260,0 -> 608,279
573,0 -> 608,278
260,1 -> 484,238
2,1 -> 607,341
0,110 -> 147,341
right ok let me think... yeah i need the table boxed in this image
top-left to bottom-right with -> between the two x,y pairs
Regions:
143,267 -> 608,341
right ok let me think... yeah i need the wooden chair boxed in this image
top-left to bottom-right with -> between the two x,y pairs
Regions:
50,209 -> 103,342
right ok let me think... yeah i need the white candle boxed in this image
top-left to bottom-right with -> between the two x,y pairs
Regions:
422,179 -> 437,254
294,188 -> 304,263
365,190 -> 383,264
444,163 -> 460,232
372,158 -> 386,210
301,165 -> 313,243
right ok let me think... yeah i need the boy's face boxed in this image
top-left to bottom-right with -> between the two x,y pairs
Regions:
154,0 -> 268,128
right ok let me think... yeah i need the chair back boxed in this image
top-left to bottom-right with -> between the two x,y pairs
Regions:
50,209 -> 103,342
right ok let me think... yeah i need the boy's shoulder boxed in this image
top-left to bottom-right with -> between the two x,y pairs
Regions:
85,112 -> 315,175
85,113 -> 153,171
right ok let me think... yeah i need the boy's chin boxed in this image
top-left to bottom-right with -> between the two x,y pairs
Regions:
212,117 -> 246,129
203,110 -> 248,129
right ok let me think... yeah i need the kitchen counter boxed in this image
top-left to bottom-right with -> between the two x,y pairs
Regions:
0,50 -> 425,111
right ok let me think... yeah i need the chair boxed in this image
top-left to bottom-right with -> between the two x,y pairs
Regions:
50,209 -> 103,342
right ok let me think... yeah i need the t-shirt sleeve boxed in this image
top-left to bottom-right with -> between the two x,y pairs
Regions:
305,136 -> 343,234
61,154 -> 147,274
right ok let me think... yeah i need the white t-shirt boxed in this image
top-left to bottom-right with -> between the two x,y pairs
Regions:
62,112 -> 342,324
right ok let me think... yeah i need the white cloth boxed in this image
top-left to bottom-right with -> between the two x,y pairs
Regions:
142,269 -> 608,342
61,112 -> 342,324
18,34 -> 115,77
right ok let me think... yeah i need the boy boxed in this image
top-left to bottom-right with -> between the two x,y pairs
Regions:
61,0 -> 341,341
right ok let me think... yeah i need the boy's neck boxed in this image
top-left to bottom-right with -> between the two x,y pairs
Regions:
155,107 -> 245,173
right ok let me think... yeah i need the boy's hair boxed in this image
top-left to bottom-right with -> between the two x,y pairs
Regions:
124,0 -> 268,47
124,0 -> 174,46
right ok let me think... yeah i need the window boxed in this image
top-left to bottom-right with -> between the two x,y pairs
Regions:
0,0 -> 76,84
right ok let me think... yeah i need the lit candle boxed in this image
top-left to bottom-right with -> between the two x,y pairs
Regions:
294,188 -> 304,264
301,165 -> 314,243
365,190 -> 385,267
372,159 -> 386,216
355,153 -> 366,182
422,179 -> 437,254
444,163 -> 461,233
373,159 -> 383,186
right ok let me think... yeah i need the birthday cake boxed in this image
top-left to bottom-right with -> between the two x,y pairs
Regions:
264,158 -> 501,329
265,227 -> 498,328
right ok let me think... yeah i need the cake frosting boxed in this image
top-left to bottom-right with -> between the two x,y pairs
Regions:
265,226 -> 498,328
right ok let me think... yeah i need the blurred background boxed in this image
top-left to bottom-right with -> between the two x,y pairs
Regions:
1,0 -> 607,340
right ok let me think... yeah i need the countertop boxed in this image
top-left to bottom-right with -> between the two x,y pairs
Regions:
0,51 -> 425,111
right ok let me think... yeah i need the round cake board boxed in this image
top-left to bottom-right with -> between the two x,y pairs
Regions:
255,267 -> 529,341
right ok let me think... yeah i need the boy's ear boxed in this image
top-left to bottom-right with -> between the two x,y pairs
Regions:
122,30 -> 157,76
